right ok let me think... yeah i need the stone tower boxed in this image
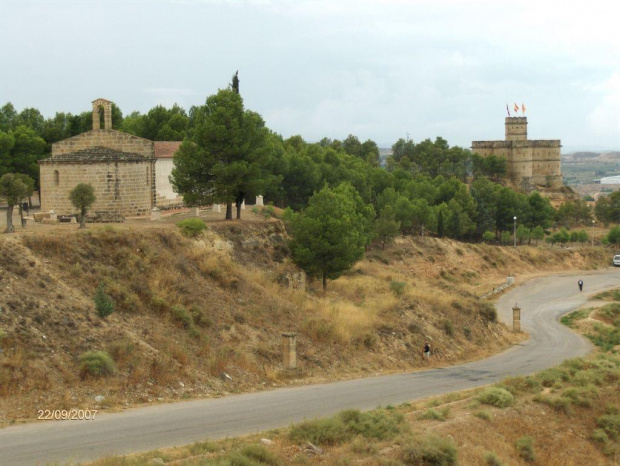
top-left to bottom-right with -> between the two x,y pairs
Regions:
472,117 -> 562,190
92,98 -> 113,130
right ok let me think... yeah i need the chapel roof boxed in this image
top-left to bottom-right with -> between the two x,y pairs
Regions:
154,141 -> 182,158
40,146 -> 152,164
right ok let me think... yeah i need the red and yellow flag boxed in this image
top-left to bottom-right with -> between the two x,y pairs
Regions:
522,103 -> 526,114
514,103 -> 519,113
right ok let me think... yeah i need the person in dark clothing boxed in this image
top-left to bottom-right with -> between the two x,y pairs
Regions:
423,342 -> 431,359
22,201 -> 28,214
578,279 -> 583,292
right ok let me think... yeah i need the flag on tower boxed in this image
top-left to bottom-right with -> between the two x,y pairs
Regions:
506,103 -> 510,117
522,103 -> 526,114
514,103 -> 519,113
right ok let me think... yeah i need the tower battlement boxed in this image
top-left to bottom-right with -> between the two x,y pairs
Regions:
472,115 -> 562,190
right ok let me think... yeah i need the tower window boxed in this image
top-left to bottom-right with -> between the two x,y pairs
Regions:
54,170 -> 60,186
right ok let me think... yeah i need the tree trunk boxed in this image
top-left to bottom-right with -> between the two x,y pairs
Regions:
225,203 -> 233,220
19,205 -> 25,228
322,273 -> 327,292
4,205 -> 14,233
79,208 -> 86,229
236,200 -> 242,219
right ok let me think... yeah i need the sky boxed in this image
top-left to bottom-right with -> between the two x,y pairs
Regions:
2,0 -> 620,151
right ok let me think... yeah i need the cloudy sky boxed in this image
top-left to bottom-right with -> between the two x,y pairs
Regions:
2,0 -> 619,151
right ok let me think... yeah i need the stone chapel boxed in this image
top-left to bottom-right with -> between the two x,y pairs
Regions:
39,98 -> 183,217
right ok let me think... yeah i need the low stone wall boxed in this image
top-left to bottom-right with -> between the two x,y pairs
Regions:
480,277 -> 514,299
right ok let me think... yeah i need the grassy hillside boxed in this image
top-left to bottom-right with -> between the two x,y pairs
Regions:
0,218 -> 612,425
93,290 -> 620,466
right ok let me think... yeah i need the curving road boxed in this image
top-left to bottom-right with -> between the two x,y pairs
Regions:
1,269 -> 618,465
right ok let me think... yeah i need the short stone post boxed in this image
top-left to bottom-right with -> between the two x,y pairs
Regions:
241,200 -> 245,210
150,208 -> 161,221
256,195 -> 264,206
49,210 -> 57,221
507,276 -> 514,285
281,332 -> 298,369
189,207 -> 200,216
512,303 -> 521,332
212,204 -> 221,213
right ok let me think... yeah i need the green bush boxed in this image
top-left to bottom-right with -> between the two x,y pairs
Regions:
515,436 -> 536,462
474,410 -> 491,421
476,387 -> 514,408
400,434 -> 458,465
230,444 -> 281,465
176,218 -> 206,237
289,409 -> 405,446
94,283 -> 115,318
171,305 -> 194,329
591,428 -> 609,445
479,302 -> 497,322
390,281 -> 406,297
533,395 -> 572,414
417,407 -> 450,421
443,319 -> 454,336
79,351 -> 115,377
597,414 -> 620,440
483,450 -> 504,466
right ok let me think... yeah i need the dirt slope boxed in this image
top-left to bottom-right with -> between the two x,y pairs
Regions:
0,217 -> 612,424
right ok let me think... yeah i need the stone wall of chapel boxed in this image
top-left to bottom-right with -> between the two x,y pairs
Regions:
52,130 -> 154,158
40,161 -> 152,216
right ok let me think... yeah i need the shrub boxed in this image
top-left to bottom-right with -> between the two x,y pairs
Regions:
79,351 -> 115,377
176,218 -> 206,237
476,387 -> 514,408
483,450 -> 504,466
417,407 -> 450,421
171,305 -> 194,329
533,395 -> 572,414
443,319 -> 454,336
233,444 -> 281,465
390,281 -> 406,297
289,409 -> 405,446
479,302 -> 497,322
400,434 -> 458,465
591,428 -> 609,445
515,436 -> 536,462
596,414 -> 620,440
94,283 -> 115,318
474,410 -> 491,421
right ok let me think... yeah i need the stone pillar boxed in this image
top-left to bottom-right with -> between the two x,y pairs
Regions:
212,204 -> 221,213
189,207 -> 200,216
49,210 -> 57,221
282,332 -> 298,369
512,304 -> 521,332
507,277 -> 514,285
151,208 -> 161,221
256,195 -> 264,206
241,200 -> 245,210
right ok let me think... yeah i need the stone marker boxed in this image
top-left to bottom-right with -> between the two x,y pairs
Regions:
241,200 -> 245,210
282,332 -> 298,369
512,303 -> 521,332
213,204 -> 221,213
150,208 -> 161,221
256,195 -> 264,206
70,217 -> 77,224
49,210 -> 57,221
190,207 -> 200,216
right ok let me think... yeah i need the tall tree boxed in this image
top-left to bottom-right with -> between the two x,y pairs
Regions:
0,173 -> 34,233
69,183 -> 96,229
289,184 -> 374,291
170,88 -> 270,220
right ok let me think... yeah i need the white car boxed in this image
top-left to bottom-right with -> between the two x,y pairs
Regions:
614,255 -> 620,267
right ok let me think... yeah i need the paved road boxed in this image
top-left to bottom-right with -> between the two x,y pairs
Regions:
1,269 -> 618,465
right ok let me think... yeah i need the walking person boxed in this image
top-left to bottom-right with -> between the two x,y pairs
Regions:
422,341 -> 431,360
578,279 -> 583,292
